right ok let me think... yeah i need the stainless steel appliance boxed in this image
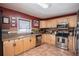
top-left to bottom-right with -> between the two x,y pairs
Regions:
75,22 -> 79,55
75,10 -> 79,55
36,34 -> 42,47
57,22 -> 68,29
56,22 -> 69,49
56,36 -> 68,49
56,31 -> 69,49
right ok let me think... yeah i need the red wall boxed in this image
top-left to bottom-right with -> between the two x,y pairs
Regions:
1,7 -> 39,29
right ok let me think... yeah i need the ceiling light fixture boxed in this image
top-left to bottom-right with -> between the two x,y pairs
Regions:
37,3 -> 49,8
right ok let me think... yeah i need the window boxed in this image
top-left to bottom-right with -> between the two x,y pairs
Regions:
17,19 -> 31,34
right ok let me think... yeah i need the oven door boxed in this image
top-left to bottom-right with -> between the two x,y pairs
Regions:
36,35 -> 42,47
56,37 -> 68,49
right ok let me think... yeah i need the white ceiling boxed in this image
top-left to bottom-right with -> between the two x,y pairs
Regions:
0,3 -> 79,19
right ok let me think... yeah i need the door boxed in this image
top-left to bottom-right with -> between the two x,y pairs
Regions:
3,40 -> 15,56
14,38 -> 23,55
30,35 -> 36,48
50,34 -> 56,45
23,37 -> 30,51
68,15 -> 77,27
42,34 -> 47,43
40,21 -> 47,28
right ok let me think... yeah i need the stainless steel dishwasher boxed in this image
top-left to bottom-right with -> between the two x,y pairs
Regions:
36,34 -> 42,47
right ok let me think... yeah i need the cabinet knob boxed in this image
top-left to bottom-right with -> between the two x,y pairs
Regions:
30,39 -> 31,42
13,43 -> 16,46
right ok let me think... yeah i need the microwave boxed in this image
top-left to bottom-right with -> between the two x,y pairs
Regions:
57,23 -> 68,29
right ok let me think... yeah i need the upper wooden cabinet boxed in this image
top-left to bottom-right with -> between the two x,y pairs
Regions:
45,19 -> 57,28
46,20 -> 51,28
40,21 -> 47,28
3,40 -> 15,56
50,19 -> 57,28
40,15 -> 77,28
56,17 -> 68,24
67,15 -> 77,27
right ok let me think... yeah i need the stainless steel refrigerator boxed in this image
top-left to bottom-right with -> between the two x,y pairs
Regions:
75,10 -> 79,56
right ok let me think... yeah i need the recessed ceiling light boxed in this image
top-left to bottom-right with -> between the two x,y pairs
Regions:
37,3 -> 50,8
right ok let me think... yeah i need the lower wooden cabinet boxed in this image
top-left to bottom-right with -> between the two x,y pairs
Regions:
3,35 -> 36,56
23,37 -> 31,51
68,36 -> 76,54
14,39 -> 24,55
50,34 -> 56,45
3,40 -> 15,56
42,34 -> 47,43
46,34 -> 55,45
30,35 -> 36,48
42,34 -> 56,46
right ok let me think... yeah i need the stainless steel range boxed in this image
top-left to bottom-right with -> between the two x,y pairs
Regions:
56,31 -> 69,49
56,22 -> 69,49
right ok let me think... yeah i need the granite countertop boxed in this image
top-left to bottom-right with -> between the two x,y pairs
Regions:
2,33 -> 41,41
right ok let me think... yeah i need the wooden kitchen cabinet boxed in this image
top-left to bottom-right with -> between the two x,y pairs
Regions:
3,40 -> 15,56
67,15 -> 77,27
50,19 -> 57,28
30,35 -> 36,48
56,17 -> 69,24
23,37 -> 31,51
14,38 -> 24,55
42,34 -> 47,43
40,21 -> 47,28
46,34 -> 51,44
68,36 -> 76,54
46,20 -> 57,28
50,34 -> 56,46
42,34 -> 55,46
46,34 -> 55,45
46,20 -> 52,28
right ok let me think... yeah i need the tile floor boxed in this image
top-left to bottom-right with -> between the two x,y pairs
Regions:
19,44 -> 74,56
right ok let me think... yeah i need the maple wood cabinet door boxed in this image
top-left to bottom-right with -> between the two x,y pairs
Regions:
50,19 -> 57,28
67,15 -> 77,27
46,34 -> 51,44
30,35 -> 36,48
42,34 -> 47,44
40,21 -> 47,28
23,37 -> 31,51
46,34 -> 56,45
50,34 -> 56,46
68,36 -> 76,54
14,39 -> 23,55
46,20 -> 51,28
3,40 -> 15,56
